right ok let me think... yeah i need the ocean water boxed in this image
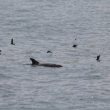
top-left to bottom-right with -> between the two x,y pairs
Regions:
0,0 -> 110,110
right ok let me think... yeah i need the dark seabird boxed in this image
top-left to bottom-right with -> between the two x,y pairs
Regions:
11,38 -> 15,45
72,44 -> 77,48
47,50 -> 52,53
30,58 -> 62,68
96,55 -> 100,62
72,38 -> 77,48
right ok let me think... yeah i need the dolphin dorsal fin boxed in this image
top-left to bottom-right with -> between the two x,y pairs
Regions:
30,58 -> 39,65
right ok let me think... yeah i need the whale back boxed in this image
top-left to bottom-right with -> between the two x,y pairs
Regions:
30,58 -> 39,65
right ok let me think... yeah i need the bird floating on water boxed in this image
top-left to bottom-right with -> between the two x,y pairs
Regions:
11,38 -> 15,45
96,55 -> 100,62
72,44 -> 77,48
0,50 -> 1,55
47,50 -> 52,53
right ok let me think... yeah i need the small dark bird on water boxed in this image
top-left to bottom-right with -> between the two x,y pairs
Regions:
47,50 -> 52,53
0,50 -> 1,55
72,44 -> 77,48
72,38 -> 77,48
11,38 -> 15,45
96,55 -> 100,62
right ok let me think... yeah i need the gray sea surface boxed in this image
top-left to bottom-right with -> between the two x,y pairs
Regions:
0,0 -> 110,110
